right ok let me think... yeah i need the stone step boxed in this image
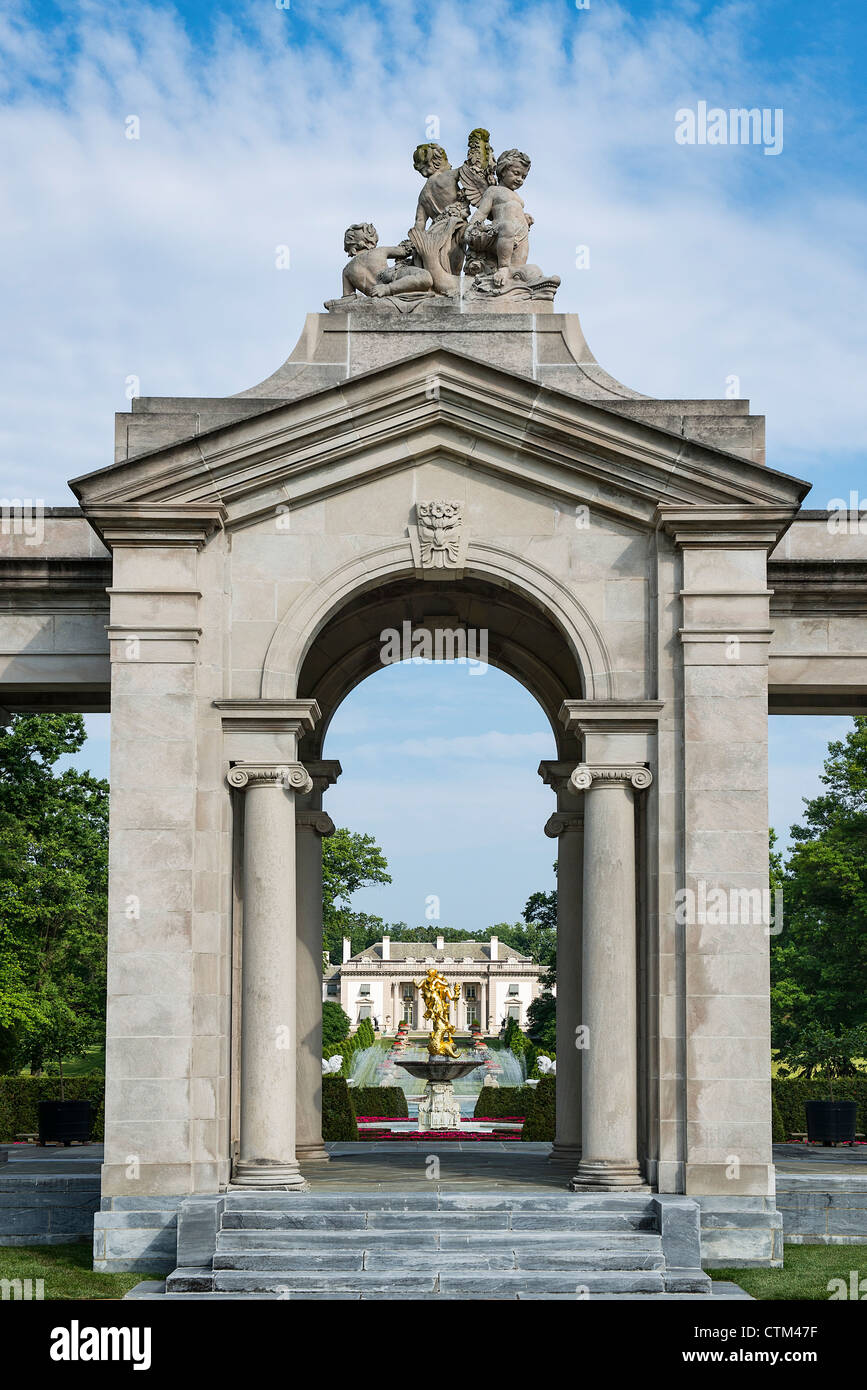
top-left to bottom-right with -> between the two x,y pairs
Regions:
212,1248 -> 667,1273
209,1268 -> 671,1295
220,1191 -> 657,1214
215,1228 -> 662,1252
219,1209 -> 654,1232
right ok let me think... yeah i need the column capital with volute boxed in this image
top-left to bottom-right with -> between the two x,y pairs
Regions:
226,762 -> 313,794
569,764 -> 653,793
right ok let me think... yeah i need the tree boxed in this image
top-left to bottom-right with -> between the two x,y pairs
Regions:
771,718 -> 867,1048
322,828 -> 392,962
322,1000 -> 351,1049
0,715 -> 108,1073
526,990 -> 556,1051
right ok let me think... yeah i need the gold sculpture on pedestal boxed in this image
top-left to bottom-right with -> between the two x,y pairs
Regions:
413,968 -> 461,1058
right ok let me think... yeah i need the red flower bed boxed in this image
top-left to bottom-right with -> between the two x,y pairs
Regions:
358,1129 -> 522,1142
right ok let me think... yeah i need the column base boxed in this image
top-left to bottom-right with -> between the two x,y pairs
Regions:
296,1143 -> 330,1163
230,1159 -> 309,1190
548,1143 -> 583,1165
570,1158 -> 649,1192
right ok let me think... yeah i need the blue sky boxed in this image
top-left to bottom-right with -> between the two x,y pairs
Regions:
7,0 -> 863,929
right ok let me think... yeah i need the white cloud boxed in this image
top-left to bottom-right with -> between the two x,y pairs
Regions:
0,0 -> 864,500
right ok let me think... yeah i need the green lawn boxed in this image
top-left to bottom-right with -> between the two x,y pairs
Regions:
711,1244 -> 866,1300
0,1242 -> 155,1300
19,1044 -> 105,1079
2,1237 -> 860,1301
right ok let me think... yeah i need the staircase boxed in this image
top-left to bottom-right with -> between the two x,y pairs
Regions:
135,1191 -> 726,1300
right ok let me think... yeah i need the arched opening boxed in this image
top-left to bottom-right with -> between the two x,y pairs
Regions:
294,569 -> 590,1160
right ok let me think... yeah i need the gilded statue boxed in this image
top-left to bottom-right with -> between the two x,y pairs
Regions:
413,967 -> 461,1057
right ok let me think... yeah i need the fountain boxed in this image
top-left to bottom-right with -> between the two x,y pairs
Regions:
394,969 -> 484,1130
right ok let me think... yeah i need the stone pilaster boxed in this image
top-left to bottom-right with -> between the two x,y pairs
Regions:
658,505 -> 787,1198
568,763 -> 652,1191
97,506 -> 224,1197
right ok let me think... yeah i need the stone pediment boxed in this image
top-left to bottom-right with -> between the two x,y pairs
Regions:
70,346 -> 809,541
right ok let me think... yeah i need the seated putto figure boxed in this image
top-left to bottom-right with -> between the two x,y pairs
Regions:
466,148 -> 534,286
341,222 -> 433,299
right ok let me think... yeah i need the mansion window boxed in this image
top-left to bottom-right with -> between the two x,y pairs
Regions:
507,984 -> 519,997
465,985 -> 476,1000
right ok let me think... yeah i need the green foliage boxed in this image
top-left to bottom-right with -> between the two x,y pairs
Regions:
472,1085 -> 535,1119
321,1074 -> 358,1141
0,715 -> 108,1074
772,1076 -> 867,1140
526,990 -> 556,1052
349,1086 -> 408,1118
772,1092 -> 786,1144
521,1075 -> 555,1141
322,1017 -> 377,1076
0,1074 -> 105,1143
322,1000 -> 351,1048
322,829 -> 392,962
772,718 -> 867,1045
775,1024 -> 867,1100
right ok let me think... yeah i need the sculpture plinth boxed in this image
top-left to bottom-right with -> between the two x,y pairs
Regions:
395,1058 -> 484,1131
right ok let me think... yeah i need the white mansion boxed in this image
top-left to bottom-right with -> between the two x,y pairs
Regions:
324,935 -> 547,1034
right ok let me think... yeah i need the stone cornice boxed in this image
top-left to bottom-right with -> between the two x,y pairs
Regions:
302,759 -> 343,791
558,700 -> 665,734
69,353 -> 808,531
296,811 -> 335,836
569,763 -> 653,792
538,759 -> 579,794
214,699 -> 320,735
226,762 -> 314,794
656,504 -> 798,550
78,504 -> 227,550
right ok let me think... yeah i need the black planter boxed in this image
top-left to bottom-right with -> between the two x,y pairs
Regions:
37,1100 -> 93,1146
805,1099 -> 857,1145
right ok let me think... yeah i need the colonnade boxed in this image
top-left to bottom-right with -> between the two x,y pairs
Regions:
227,746 -> 652,1191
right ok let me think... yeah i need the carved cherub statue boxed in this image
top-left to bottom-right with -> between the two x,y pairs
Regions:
465,148 -> 534,287
341,222 -> 433,299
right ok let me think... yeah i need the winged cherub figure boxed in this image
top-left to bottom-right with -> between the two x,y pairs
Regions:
465,148 -> 534,287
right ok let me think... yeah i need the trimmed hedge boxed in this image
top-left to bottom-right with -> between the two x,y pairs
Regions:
350,1086 -> 408,1119
322,1017 -> 377,1077
522,1075 -> 555,1141
473,1085 -> 535,1120
772,1092 -> 786,1143
322,1074 -> 358,1141
0,1075 -> 105,1143
772,1076 -> 867,1140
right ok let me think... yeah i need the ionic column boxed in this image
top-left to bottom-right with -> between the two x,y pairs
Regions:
544,808 -> 584,1166
227,762 -> 312,1189
569,763 -> 652,1191
295,809 -> 336,1163
480,980 -> 487,1033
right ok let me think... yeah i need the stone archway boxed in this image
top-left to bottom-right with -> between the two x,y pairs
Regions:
249,548 -> 657,1192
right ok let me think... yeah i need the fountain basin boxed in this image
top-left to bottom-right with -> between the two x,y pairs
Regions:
395,1057 -> 484,1083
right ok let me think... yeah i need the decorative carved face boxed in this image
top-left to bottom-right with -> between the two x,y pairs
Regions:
417,500 -> 463,567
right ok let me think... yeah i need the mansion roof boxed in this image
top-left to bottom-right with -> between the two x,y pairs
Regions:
335,940 -> 539,968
